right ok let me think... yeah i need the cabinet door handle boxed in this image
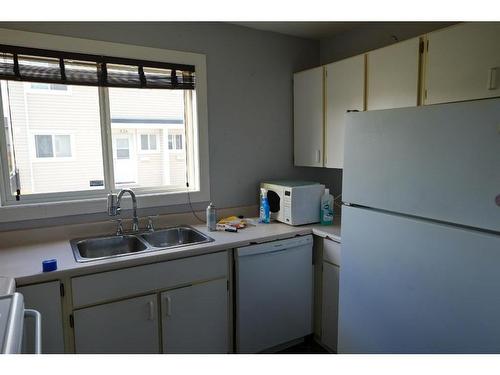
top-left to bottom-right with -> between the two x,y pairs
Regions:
316,149 -> 321,164
165,295 -> 172,317
147,301 -> 154,321
488,67 -> 498,90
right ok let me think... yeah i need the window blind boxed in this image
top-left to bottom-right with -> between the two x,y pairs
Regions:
0,44 -> 195,90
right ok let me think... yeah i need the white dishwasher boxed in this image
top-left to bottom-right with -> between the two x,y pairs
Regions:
235,235 -> 313,353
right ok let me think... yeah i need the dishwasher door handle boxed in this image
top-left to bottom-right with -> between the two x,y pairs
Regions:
24,309 -> 42,354
238,245 -> 306,258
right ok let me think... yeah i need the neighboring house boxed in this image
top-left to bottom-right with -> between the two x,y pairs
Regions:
1,81 -> 187,195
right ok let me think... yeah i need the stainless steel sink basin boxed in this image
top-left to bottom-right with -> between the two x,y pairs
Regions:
71,226 -> 213,263
71,235 -> 149,262
139,226 -> 213,249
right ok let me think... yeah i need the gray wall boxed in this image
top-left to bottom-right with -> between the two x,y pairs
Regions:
1,21 -> 453,229
0,22 -> 342,229
320,22 -> 456,64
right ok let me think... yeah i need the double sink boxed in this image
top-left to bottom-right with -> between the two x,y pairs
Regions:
70,226 -> 213,263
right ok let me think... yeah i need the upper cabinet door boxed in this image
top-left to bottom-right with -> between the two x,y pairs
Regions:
367,37 -> 421,111
425,23 -> 500,105
325,55 -> 365,169
294,67 -> 324,167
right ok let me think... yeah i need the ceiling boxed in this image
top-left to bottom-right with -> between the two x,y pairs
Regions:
232,22 -> 365,40
232,22 -> 457,41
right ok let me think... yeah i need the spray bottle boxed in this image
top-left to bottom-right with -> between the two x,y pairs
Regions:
259,188 -> 270,224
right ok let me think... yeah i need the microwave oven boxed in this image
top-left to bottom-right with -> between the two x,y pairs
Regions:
260,181 -> 325,226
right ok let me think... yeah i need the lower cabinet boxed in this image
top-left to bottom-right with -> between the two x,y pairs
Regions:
161,278 -> 228,353
17,281 -> 65,354
321,238 -> 341,352
73,278 -> 229,354
74,294 -> 160,354
321,261 -> 340,352
71,251 -> 229,353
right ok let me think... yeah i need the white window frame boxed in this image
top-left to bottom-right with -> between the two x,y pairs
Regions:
138,132 -> 160,154
0,28 -> 210,223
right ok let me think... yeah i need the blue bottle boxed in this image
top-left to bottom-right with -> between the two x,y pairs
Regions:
259,188 -> 270,224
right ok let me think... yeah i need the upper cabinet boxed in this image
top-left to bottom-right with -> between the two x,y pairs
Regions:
424,23 -> 500,105
293,22 -> 500,169
367,37 -> 421,110
293,67 -> 324,167
325,55 -> 365,169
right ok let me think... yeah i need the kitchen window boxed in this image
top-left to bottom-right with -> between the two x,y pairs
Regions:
0,32 -> 209,219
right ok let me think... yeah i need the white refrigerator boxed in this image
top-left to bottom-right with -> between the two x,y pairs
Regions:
338,98 -> 500,353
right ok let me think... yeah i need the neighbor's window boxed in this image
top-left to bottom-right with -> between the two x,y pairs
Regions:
168,134 -> 184,150
34,134 -> 72,158
30,82 -> 68,92
140,134 -> 158,151
0,46 -> 197,204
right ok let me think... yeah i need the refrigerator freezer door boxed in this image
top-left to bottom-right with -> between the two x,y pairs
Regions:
343,98 -> 500,232
338,206 -> 500,353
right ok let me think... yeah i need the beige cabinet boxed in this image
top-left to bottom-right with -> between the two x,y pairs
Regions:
293,22 -> 500,171
73,294 -> 160,354
161,278 -> 228,353
18,281 -> 65,354
321,238 -> 341,352
71,251 -> 229,354
367,37 -> 421,110
325,55 -> 365,169
424,22 -> 500,104
293,67 -> 324,167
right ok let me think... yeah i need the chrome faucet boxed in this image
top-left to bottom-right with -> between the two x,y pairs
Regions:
107,189 -> 139,233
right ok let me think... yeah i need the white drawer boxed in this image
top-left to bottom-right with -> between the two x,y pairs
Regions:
72,251 -> 228,308
323,238 -> 341,266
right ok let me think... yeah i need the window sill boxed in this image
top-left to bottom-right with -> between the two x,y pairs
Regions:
0,189 -> 209,224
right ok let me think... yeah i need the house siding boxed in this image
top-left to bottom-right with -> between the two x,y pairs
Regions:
2,82 -> 186,195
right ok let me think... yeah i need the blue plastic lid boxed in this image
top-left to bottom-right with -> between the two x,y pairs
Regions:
42,259 -> 57,272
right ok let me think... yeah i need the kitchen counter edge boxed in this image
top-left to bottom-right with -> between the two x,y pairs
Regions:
0,220 -> 341,286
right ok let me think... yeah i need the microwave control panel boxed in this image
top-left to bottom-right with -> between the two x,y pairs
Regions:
282,189 -> 292,223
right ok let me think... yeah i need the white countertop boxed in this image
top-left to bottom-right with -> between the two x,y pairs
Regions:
0,217 -> 341,286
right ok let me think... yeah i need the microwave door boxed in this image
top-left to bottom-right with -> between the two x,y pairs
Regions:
266,189 -> 281,222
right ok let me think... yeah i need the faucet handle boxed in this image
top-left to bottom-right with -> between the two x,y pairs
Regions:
111,218 -> 124,236
107,193 -> 119,216
146,215 -> 159,232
